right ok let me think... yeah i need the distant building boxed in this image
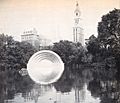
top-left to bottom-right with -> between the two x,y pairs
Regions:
40,38 -> 52,49
73,2 -> 84,45
21,28 -> 41,50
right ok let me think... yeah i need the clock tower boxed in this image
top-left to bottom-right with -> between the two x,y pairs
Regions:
73,1 -> 84,45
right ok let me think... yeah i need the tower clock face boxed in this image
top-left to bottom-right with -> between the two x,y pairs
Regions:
75,10 -> 80,17
76,12 -> 78,16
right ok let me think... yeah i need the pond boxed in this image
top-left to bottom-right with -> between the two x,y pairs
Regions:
0,66 -> 120,103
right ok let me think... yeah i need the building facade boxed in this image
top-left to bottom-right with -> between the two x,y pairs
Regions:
73,2 -> 84,45
21,28 -> 40,50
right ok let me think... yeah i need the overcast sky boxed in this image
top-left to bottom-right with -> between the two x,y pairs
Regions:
0,0 -> 119,42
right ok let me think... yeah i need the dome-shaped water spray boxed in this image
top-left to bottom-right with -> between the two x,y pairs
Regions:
27,50 -> 64,85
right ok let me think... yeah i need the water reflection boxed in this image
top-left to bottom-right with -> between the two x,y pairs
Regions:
1,66 -> 120,103
22,84 -> 52,103
88,79 -> 120,103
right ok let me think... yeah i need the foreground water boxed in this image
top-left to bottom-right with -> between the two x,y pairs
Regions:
4,84 -> 100,103
1,66 -> 120,103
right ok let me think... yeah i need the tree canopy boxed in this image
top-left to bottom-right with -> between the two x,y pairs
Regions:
52,40 -> 88,65
98,9 -> 120,49
0,34 -> 37,72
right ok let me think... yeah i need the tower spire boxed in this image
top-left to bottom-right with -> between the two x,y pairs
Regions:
76,1 -> 79,7
73,1 -> 84,45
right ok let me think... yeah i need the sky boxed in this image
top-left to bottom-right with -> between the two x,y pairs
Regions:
0,0 -> 119,42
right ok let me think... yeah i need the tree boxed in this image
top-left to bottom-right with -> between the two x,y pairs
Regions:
86,35 -> 100,55
97,9 -> 120,77
0,34 -> 37,72
86,35 -> 102,62
52,40 -> 86,65
6,41 -> 37,71
98,9 -> 120,49
87,9 -> 120,62
52,40 -> 76,64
